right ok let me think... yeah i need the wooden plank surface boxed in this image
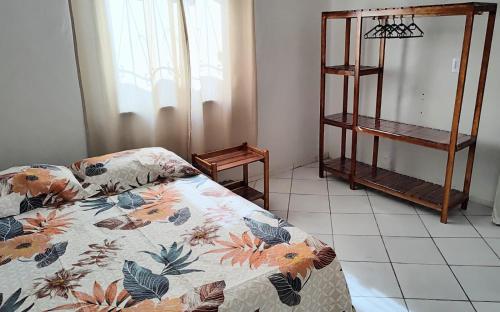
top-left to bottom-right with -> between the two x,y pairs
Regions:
324,65 -> 381,76
322,2 -> 496,19
323,113 -> 475,151
324,158 -> 467,211
228,185 -> 264,202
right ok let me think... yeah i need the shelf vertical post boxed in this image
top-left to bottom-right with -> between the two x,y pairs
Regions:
441,12 -> 474,223
319,15 -> 327,178
263,149 -> 270,210
462,10 -> 496,210
372,18 -> 387,172
350,14 -> 363,189
341,18 -> 351,160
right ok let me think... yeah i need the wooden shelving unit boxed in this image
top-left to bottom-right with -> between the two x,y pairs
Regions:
192,143 -> 270,210
319,2 -> 497,223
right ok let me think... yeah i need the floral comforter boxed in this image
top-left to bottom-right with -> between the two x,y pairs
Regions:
0,174 -> 352,312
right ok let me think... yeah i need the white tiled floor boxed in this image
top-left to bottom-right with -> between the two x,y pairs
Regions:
252,162 -> 500,312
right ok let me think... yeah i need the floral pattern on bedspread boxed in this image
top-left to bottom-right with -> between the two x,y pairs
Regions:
0,174 -> 352,312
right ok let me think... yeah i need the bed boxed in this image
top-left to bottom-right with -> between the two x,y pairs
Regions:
0,149 -> 352,312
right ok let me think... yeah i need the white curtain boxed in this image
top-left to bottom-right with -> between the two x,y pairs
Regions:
70,0 -> 257,158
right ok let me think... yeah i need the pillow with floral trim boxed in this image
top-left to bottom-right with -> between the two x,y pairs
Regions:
70,147 -> 200,197
0,164 -> 89,218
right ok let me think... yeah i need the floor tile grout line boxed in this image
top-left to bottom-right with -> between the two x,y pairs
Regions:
285,168 -> 294,221
339,259 -> 500,267
485,239 -> 500,260
462,213 -> 500,260
366,195 -> 409,311
287,164 -> 500,309
268,191 -> 367,197
415,212 -> 477,311
325,173 -> 335,246
351,295 -> 500,303
313,233 -> 491,238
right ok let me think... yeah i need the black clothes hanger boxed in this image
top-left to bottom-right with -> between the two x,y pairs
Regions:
364,15 -> 423,39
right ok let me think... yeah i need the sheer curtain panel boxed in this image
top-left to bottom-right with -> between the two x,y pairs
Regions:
70,0 -> 257,158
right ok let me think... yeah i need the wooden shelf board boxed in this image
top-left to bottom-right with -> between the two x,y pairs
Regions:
225,181 -> 264,202
324,65 -> 381,76
322,2 -> 496,19
323,113 -> 475,151
324,158 -> 467,211
194,147 -> 264,172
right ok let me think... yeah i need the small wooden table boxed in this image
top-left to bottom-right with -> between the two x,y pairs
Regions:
192,143 -> 269,210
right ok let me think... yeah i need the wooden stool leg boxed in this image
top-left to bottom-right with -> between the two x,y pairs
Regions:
243,164 -> 249,186
211,164 -> 218,182
264,150 -> 270,210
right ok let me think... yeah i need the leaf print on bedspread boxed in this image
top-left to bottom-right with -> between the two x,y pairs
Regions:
122,260 -> 170,301
313,245 -> 336,270
85,163 -> 107,176
34,241 -> 68,268
168,207 -> 191,226
0,288 -> 34,312
304,236 -> 337,270
98,180 -> 128,196
73,238 -> 121,268
0,216 -> 23,241
268,273 -> 302,307
19,194 -> 45,214
243,217 -> 291,246
46,279 -> 136,311
94,214 -> 151,230
142,242 -> 203,276
206,231 -> 267,268
82,192 -> 145,215
118,191 -> 146,209
81,197 -> 116,216
181,280 -> 226,312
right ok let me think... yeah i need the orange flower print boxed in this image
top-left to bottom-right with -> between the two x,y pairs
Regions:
129,206 -> 175,222
33,268 -> 90,299
264,242 -> 317,279
48,178 -> 79,202
48,178 -> 69,194
57,187 -> 79,202
123,297 -> 184,312
182,222 -> 221,247
23,210 -> 73,236
141,185 -> 182,207
11,168 -> 52,196
0,233 -> 50,261
129,185 -> 182,222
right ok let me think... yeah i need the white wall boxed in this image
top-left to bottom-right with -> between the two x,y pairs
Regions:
0,0 -> 87,169
254,0 -> 332,173
256,0 -> 500,205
